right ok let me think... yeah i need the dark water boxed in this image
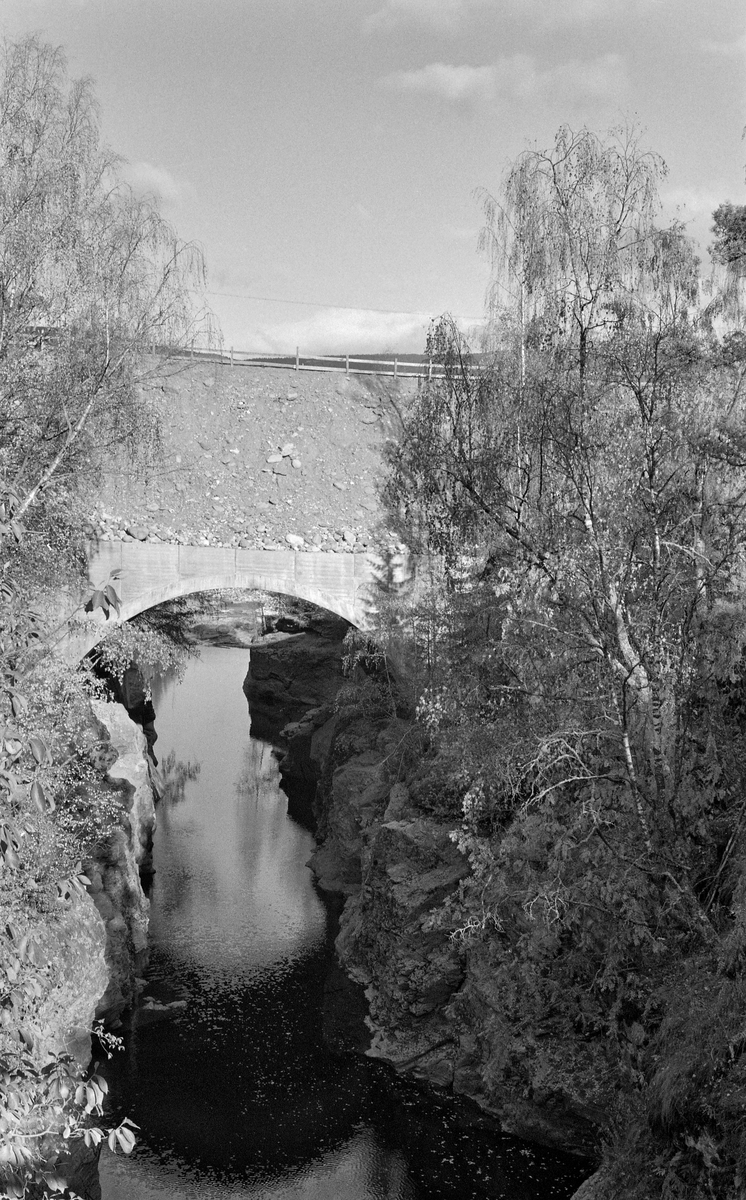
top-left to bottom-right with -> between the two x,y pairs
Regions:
99,646 -> 589,1200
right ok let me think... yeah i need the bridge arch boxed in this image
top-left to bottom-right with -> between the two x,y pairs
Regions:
62,542 -> 383,661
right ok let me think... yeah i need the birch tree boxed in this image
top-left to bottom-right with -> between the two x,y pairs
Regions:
388,127 -> 746,904
0,34 -> 213,548
477,124 -> 667,379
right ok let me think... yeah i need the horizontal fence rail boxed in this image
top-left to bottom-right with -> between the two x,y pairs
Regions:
17,327 -> 480,380
168,345 -> 453,379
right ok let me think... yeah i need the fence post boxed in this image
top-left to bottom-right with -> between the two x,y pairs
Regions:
230,346 -> 234,367
427,358 -> 432,381
394,356 -> 398,380
345,353 -> 349,378
295,346 -> 299,372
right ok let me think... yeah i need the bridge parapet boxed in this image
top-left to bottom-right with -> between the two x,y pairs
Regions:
61,542 -> 407,661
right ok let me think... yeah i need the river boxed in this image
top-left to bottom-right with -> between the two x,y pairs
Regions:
99,644 -> 589,1200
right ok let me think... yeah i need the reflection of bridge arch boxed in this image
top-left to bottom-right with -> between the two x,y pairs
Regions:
64,542 -> 384,661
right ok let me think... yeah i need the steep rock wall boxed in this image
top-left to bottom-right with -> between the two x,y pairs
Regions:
6,700 -> 154,1200
287,700 -> 605,1163
248,626 -> 599,1178
243,612 -> 348,749
9,701 -> 153,1059
20,893 -> 109,1070
86,699 -> 156,1020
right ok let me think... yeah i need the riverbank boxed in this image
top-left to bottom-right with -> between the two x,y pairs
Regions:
0,685 -> 158,1199
273,681 -> 602,1165
246,614 -> 598,1193
264,606 -> 746,1200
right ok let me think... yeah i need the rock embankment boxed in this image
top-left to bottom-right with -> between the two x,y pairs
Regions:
4,701 -> 156,1199
11,701 -> 154,1064
21,893 -> 109,1070
91,362 -> 414,554
243,617 -> 598,1191
279,685 -> 604,1169
85,700 -> 156,1021
243,611 -> 349,747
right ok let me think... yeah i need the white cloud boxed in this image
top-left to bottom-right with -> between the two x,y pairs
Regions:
538,0 -> 657,23
446,223 -> 480,243
659,186 -> 725,251
544,53 -> 629,101
380,52 -> 628,106
701,32 -> 746,57
252,309 -> 429,355
365,0 -> 483,34
661,186 -> 724,220
382,61 -> 498,102
365,0 -> 658,33
248,308 -> 481,356
126,161 -> 185,207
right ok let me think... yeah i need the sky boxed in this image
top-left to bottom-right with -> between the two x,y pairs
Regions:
1,0 -> 745,353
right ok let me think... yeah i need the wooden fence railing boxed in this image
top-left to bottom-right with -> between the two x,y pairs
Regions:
170,345 -> 450,379
19,330 -> 462,380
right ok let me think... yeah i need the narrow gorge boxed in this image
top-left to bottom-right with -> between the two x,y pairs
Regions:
44,599 -> 592,1200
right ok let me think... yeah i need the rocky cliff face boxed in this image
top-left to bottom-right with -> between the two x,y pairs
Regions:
6,700 -> 155,1200
245,622 -> 600,1183
13,700 -> 154,1062
24,892 -> 109,1070
280,693 -> 603,1166
243,611 -> 349,746
85,700 -> 156,1021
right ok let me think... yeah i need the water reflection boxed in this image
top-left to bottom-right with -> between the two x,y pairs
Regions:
147,650 -> 326,983
159,750 -> 201,806
152,743 -> 325,982
100,645 -> 589,1200
101,1127 -> 413,1200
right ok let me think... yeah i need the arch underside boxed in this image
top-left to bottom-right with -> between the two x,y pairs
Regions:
118,572 -> 366,627
63,543 -> 384,661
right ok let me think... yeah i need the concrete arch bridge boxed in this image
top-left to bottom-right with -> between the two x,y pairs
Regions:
63,541 -> 399,661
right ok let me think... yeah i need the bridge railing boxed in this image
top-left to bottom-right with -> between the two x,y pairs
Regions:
164,345 -> 456,379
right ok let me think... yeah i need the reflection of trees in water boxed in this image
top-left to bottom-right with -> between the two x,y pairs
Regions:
234,737 -> 279,805
160,749 -> 201,805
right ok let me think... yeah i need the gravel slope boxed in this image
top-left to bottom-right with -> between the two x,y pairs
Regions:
95,359 -> 416,553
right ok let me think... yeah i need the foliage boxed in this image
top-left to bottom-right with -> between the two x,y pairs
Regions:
0,33 -> 213,541
340,627 -> 399,720
381,125 -> 746,1198
708,202 -> 746,329
0,611 -> 138,1197
477,122 -> 670,372
90,604 -> 197,692
711,203 -> 746,269
0,1044 -> 137,1199
0,32 -> 215,1197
